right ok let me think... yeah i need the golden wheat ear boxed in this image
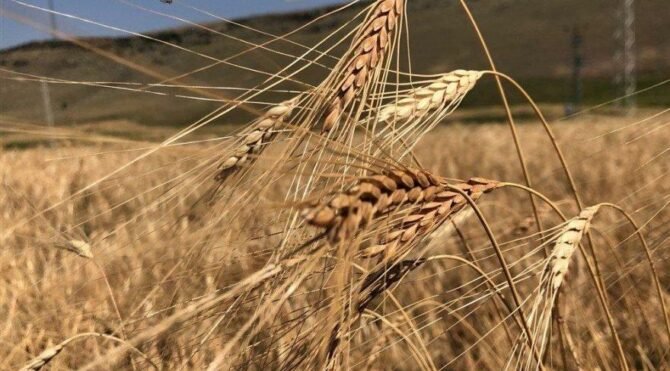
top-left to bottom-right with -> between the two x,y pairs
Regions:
356,258 -> 426,313
215,97 -> 300,182
301,164 -> 498,250
55,239 -> 93,258
544,206 -> 599,292
350,69 -> 483,160
20,343 -> 65,371
378,70 -> 483,123
321,0 -> 404,134
513,206 -> 600,369
21,333 -> 156,371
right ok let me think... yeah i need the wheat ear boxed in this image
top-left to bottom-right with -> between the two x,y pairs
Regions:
356,258 -> 426,313
20,333 -> 156,371
378,69 -> 483,123
56,239 -> 93,258
21,343 -> 66,371
545,205 -> 599,292
366,178 -> 498,258
301,167 -> 497,248
322,0 -> 404,133
216,97 -> 298,181
514,206 -> 600,370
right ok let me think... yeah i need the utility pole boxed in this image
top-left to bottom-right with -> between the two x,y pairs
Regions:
40,0 -> 57,127
567,26 -> 583,115
614,0 -> 636,114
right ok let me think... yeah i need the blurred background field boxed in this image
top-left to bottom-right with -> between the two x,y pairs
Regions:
2,112 -> 669,368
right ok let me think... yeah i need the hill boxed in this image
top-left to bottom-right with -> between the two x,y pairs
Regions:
1,0 -> 669,126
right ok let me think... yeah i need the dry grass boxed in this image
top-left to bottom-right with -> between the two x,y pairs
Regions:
1,113 -> 668,369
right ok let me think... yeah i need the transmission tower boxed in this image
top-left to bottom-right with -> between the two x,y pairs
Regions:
614,0 -> 636,114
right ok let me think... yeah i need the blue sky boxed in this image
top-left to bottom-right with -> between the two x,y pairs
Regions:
0,0 -> 348,50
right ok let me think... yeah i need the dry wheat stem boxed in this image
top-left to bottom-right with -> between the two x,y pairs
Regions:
598,203 -> 670,344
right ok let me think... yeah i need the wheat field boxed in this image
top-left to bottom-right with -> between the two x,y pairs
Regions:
1,0 -> 669,370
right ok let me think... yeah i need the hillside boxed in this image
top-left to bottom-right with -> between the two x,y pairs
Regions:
1,0 -> 669,126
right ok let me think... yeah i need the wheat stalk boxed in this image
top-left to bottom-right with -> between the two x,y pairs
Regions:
322,0 -> 404,133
